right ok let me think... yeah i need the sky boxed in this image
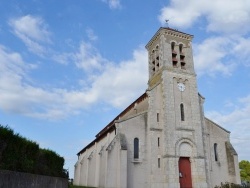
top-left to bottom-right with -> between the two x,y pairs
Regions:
1,0 -> 250,179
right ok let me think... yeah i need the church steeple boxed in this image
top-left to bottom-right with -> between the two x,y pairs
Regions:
146,27 -> 208,187
146,27 -> 195,88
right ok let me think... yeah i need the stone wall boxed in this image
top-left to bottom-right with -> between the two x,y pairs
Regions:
205,118 -> 241,187
0,170 -> 68,188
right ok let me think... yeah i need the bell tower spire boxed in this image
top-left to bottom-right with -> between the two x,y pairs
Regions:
146,27 -> 195,88
145,27 -> 208,188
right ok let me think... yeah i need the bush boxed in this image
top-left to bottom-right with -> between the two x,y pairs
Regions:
215,182 -> 250,188
0,125 -> 67,178
35,148 -> 66,177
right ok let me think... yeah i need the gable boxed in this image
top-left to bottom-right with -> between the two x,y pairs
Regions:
205,117 -> 230,138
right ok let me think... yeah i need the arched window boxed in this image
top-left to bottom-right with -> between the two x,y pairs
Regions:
214,143 -> 218,161
179,44 -> 185,69
179,44 -> 183,53
171,42 -> 175,51
134,138 -> 139,159
180,103 -> 185,121
151,50 -> 156,73
171,42 -> 177,68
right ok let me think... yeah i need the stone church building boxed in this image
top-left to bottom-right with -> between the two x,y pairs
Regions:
74,27 -> 241,188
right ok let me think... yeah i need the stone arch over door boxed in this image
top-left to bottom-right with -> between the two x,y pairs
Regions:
176,138 -> 196,188
175,138 -> 196,157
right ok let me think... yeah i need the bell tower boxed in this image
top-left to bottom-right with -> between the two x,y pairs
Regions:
146,27 -> 208,188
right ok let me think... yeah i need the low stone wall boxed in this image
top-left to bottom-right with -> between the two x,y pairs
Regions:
0,170 -> 68,188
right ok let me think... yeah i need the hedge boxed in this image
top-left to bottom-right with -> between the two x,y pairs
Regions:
0,125 -> 67,178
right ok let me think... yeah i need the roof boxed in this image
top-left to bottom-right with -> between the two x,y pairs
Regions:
77,92 -> 148,156
145,27 -> 193,49
205,117 -> 230,133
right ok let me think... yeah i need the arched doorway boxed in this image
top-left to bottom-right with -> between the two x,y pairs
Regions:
177,141 -> 194,188
179,157 -> 192,188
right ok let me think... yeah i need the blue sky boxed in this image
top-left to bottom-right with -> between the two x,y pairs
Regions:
1,0 -> 250,178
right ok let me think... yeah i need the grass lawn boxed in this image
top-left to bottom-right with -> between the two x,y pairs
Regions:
69,185 -> 96,188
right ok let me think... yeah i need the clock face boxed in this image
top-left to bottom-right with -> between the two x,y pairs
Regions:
178,83 -> 185,92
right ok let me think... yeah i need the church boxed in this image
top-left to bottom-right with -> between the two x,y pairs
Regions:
74,27 -> 241,188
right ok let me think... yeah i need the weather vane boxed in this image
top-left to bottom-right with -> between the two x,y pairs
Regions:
165,19 -> 169,27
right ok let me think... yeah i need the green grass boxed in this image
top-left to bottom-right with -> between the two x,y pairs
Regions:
69,185 -> 96,188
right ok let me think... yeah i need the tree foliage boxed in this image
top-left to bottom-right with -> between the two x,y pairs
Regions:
0,125 -> 67,178
239,160 -> 250,181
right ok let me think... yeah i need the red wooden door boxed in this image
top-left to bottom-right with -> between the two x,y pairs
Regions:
179,157 -> 192,188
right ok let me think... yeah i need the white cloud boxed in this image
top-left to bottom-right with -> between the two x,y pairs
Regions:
74,42 -> 107,72
9,15 -> 50,42
0,42 -> 147,120
158,0 -> 250,34
232,36 -> 250,67
206,94 -> 250,161
206,1 -> 250,34
86,46 -> 148,108
86,28 -> 98,41
0,45 -> 83,119
52,29 -> 99,65
0,46 -> 38,112
67,44 -> 148,109
9,15 -> 51,55
52,53 -> 73,65
159,0 -> 204,28
194,36 -> 236,76
3,26 -> 250,120
102,0 -> 121,9
194,36 -> 250,76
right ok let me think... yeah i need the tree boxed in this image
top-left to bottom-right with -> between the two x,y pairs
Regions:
239,160 -> 250,181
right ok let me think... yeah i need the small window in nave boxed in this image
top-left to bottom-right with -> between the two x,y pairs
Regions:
214,143 -> 218,161
134,138 -> 139,159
